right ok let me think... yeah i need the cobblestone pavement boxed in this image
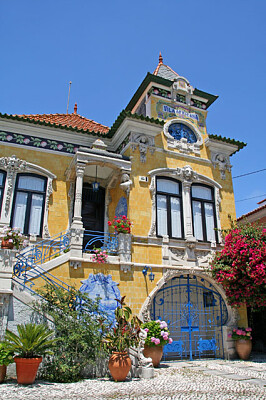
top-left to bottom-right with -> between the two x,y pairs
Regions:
1,357 -> 266,400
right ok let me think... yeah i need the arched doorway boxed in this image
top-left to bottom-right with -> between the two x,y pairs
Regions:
150,274 -> 228,360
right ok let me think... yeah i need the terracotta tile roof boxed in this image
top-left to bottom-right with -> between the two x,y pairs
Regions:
237,202 -> 266,221
14,113 -> 109,134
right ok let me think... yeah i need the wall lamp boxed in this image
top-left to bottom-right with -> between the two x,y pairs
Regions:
142,266 -> 155,282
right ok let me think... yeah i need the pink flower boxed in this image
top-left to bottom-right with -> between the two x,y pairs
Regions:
57,144 -> 63,150
8,239 -> 13,243
154,338 -> 160,345
23,138 -> 30,144
144,328 -> 149,333
6,135 -> 13,141
168,338 -> 173,344
41,141 -> 47,147
228,333 -> 232,338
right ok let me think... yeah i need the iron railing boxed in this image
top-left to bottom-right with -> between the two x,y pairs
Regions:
13,230 -> 71,295
83,230 -> 118,254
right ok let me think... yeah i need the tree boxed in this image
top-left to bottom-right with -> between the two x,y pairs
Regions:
211,223 -> 266,310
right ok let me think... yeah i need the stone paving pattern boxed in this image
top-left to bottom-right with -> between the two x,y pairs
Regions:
1,357 -> 266,400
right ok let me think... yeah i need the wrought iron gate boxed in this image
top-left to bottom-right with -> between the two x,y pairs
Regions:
151,274 -> 228,360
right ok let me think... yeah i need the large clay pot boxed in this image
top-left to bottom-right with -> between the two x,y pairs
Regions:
0,365 -> 7,383
1,240 -> 14,249
143,345 -> 163,367
235,340 -> 252,360
108,352 -> 131,382
14,357 -> 42,384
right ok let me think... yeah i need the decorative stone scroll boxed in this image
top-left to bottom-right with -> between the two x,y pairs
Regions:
119,171 -> 132,197
130,133 -> 155,163
211,152 -> 232,180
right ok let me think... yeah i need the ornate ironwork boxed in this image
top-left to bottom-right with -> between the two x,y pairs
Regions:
83,230 -> 118,254
13,230 -> 71,295
151,274 -> 227,361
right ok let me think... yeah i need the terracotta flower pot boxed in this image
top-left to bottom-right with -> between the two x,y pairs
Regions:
0,365 -> 7,383
108,352 -> 131,382
1,239 -> 14,249
143,345 -> 163,367
14,357 -> 42,384
235,340 -> 252,361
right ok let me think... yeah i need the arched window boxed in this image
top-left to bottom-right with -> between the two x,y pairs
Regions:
168,123 -> 197,143
191,184 -> 217,242
11,174 -> 47,236
156,178 -> 183,239
0,170 -> 7,217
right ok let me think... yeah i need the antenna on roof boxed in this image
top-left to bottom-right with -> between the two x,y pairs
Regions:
66,81 -> 72,114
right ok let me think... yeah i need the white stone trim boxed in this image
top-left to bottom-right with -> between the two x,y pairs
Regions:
147,165 -> 222,244
163,118 -> 203,155
0,155 -> 56,237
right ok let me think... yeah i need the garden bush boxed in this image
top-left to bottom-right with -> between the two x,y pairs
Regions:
35,284 -> 109,382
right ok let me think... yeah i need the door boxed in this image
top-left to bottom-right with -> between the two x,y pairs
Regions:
82,183 -> 105,249
151,274 -> 228,360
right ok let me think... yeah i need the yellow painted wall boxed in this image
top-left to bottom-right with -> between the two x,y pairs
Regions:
31,260 -> 163,316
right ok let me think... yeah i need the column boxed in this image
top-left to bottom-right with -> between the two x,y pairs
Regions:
72,163 -> 86,224
182,181 -> 194,239
70,163 -> 86,260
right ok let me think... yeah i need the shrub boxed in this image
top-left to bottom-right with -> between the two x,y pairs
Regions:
211,223 -> 266,309
34,284 -> 109,382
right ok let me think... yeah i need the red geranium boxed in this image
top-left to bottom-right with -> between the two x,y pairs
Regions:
108,215 -> 132,234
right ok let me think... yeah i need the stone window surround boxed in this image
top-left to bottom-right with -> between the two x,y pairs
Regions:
163,118 -> 203,155
148,165 -> 222,244
0,155 -> 56,238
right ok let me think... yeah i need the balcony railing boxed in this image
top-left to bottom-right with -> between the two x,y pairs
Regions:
83,230 -> 118,254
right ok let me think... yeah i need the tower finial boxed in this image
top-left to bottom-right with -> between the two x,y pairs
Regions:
159,51 -> 163,64
74,103 -> 77,114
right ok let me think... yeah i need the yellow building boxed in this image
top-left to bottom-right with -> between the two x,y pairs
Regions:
0,55 -> 246,360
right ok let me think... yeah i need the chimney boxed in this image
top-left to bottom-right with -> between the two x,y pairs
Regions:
74,103 -> 78,114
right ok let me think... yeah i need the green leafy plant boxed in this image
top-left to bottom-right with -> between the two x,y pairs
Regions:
141,320 -> 173,347
4,323 -> 56,358
34,284 -> 109,382
0,342 -> 14,366
103,296 -> 140,353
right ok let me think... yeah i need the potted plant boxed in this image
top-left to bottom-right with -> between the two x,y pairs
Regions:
92,248 -> 108,264
108,215 -> 132,234
141,320 -> 173,367
4,323 -> 56,384
0,342 -> 14,383
0,226 -> 28,249
228,327 -> 252,360
103,296 -> 140,381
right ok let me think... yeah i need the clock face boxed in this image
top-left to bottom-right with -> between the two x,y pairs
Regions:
168,123 -> 197,143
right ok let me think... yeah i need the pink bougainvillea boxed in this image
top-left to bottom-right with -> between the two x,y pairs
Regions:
211,224 -> 266,309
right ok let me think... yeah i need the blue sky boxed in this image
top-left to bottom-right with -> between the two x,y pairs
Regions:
0,0 -> 265,218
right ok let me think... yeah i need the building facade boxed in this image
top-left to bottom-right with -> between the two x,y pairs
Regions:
0,56 -> 247,360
